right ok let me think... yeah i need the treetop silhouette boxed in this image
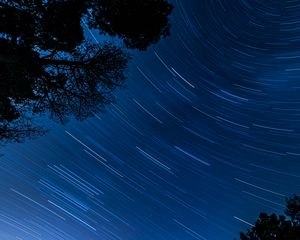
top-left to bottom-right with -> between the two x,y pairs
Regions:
0,0 -> 173,143
87,0 -> 174,50
238,194 -> 300,240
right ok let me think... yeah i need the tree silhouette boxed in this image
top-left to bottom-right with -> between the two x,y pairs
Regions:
87,0 -> 174,50
38,0 -> 87,52
238,195 -> 300,240
0,0 -> 173,143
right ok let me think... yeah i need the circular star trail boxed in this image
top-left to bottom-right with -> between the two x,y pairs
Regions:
1,0 -> 300,239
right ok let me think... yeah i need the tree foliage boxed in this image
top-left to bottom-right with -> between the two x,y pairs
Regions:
238,195 -> 300,240
87,0 -> 174,50
0,0 -> 173,143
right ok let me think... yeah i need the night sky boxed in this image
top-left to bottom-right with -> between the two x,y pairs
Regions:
1,0 -> 300,239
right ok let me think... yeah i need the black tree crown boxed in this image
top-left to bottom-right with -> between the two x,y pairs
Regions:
0,0 -> 173,143
238,195 -> 300,240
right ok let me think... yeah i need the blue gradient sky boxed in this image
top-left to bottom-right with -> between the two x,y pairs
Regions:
1,0 -> 300,239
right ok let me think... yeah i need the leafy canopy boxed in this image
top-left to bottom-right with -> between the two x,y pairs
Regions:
0,0 -> 173,143
238,195 -> 300,240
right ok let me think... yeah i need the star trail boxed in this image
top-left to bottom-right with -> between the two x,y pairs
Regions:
1,0 -> 300,239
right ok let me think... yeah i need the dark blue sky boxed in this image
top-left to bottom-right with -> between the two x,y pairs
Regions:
1,0 -> 300,239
